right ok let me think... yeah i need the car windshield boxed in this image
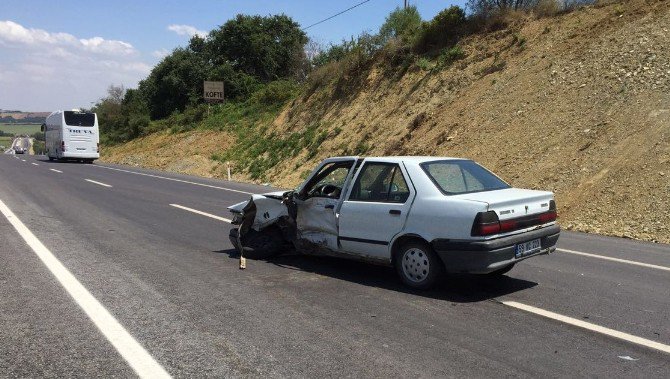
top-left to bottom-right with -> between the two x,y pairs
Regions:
420,160 -> 510,195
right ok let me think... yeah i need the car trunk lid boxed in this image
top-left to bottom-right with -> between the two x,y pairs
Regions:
455,188 -> 554,220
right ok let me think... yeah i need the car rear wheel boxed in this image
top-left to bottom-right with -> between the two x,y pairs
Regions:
395,241 -> 443,290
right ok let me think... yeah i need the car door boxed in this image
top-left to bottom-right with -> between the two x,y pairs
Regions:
338,161 -> 415,260
293,158 -> 357,251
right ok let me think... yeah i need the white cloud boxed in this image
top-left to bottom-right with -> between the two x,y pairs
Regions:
0,20 -> 151,111
167,24 -> 207,38
152,48 -> 170,59
0,20 -> 136,56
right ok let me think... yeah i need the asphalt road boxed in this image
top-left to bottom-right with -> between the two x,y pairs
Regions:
0,154 -> 668,378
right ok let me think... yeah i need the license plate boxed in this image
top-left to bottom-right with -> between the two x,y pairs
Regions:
515,239 -> 541,258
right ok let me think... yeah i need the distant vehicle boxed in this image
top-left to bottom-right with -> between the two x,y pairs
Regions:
228,156 -> 560,289
14,145 -> 26,154
42,110 -> 99,163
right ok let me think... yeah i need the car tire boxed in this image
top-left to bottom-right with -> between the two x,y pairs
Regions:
395,241 -> 443,290
487,263 -> 515,276
240,227 -> 284,260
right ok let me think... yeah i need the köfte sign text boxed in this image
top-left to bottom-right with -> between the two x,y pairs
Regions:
204,81 -> 224,102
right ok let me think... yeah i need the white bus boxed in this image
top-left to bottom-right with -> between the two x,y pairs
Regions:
42,110 -> 100,163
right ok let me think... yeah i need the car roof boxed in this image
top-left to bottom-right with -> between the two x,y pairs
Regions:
328,156 -> 469,164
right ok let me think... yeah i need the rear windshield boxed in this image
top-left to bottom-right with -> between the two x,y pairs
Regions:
420,160 -> 510,195
64,111 -> 95,127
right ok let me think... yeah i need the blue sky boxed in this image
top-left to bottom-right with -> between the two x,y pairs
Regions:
1,0 -> 465,111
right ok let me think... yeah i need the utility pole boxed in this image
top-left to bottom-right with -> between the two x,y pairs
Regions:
404,0 -> 408,9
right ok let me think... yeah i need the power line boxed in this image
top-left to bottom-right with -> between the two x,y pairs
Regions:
303,0 -> 373,30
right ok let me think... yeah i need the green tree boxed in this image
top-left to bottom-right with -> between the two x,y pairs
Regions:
379,6 -> 422,43
206,14 -> 308,82
139,48 -> 210,120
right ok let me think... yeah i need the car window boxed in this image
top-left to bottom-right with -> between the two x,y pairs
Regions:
303,161 -> 353,198
388,167 -> 410,203
421,160 -> 510,195
349,163 -> 410,203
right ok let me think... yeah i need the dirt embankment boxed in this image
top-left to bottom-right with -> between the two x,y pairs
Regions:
101,130 -> 233,178
103,0 -> 670,243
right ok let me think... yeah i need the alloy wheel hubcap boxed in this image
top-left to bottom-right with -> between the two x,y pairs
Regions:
401,248 -> 430,283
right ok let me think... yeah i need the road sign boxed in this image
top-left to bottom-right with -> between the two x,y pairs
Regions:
204,81 -> 224,102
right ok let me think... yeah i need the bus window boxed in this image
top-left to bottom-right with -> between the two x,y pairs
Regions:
64,111 -> 95,127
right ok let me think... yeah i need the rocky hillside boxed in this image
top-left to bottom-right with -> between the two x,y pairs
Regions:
103,0 -> 670,243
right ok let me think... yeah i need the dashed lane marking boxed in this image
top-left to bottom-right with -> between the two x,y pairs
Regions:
169,204 -> 232,223
85,179 -> 112,188
0,199 -> 172,378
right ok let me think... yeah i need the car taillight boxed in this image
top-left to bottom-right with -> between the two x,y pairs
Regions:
539,200 -> 558,223
499,219 -> 518,232
472,200 -> 558,237
471,211 -> 500,236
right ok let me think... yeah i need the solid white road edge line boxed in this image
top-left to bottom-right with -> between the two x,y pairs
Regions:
31,162 -> 39,166
0,199 -> 171,378
557,248 -> 670,272
85,179 -> 112,188
50,169 -> 63,173
169,204 -> 232,223
93,165 -> 254,195
502,301 -> 670,354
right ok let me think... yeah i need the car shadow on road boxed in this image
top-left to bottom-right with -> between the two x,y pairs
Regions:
35,157 -> 91,164
213,248 -> 537,303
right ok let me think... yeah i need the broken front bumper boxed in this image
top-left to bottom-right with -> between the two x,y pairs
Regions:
431,224 -> 561,274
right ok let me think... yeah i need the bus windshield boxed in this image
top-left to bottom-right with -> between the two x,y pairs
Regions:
64,111 -> 95,127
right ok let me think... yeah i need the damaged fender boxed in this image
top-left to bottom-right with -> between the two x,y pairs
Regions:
228,191 -> 288,231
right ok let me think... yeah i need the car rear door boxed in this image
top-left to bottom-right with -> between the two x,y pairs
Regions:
338,161 -> 415,260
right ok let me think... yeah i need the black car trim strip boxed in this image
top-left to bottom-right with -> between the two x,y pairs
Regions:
338,236 -> 389,246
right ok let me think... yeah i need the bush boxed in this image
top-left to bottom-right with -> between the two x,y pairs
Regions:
414,6 -> 467,53
249,80 -> 300,107
32,140 -> 45,154
438,46 -> 466,66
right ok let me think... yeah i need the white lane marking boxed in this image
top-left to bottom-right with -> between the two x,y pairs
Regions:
169,204 -> 232,223
502,301 -> 670,354
50,169 -> 63,173
0,199 -> 171,378
31,162 -> 39,166
21,159 -> 26,162
85,179 -> 112,188
93,165 -> 254,195
558,248 -> 670,272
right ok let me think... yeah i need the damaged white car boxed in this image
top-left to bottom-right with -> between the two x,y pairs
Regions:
228,157 -> 560,289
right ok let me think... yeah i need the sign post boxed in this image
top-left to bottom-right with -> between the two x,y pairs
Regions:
204,81 -> 224,116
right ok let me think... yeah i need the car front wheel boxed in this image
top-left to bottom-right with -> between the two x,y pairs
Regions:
395,241 -> 443,290
239,227 -> 284,260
